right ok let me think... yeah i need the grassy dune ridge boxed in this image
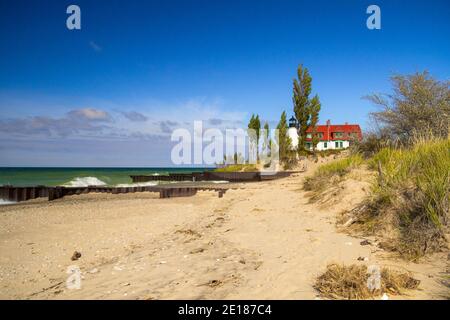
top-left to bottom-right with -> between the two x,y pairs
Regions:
366,138 -> 449,259
304,138 -> 449,259
303,154 -> 363,192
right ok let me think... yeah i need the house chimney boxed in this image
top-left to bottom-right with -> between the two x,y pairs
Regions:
326,120 -> 331,142
345,122 -> 348,125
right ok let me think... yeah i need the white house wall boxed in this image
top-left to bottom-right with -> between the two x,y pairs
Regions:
288,130 -> 352,151
313,140 -> 350,151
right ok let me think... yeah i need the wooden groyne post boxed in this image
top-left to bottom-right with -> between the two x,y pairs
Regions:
1,185 -> 227,203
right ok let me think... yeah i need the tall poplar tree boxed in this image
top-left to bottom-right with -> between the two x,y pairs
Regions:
248,114 -> 262,161
293,64 -> 321,153
276,111 -> 292,164
309,95 -> 321,151
262,121 -> 270,156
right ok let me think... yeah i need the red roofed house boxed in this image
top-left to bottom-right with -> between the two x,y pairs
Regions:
288,117 -> 362,151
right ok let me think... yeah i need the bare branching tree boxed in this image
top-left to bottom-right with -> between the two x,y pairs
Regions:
365,71 -> 449,144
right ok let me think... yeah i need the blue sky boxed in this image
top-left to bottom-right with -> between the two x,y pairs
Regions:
0,0 -> 449,166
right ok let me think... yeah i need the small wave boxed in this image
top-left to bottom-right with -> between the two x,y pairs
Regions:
62,177 -> 107,187
0,199 -> 16,205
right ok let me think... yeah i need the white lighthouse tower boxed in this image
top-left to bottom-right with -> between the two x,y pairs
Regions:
288,116 -> 299,150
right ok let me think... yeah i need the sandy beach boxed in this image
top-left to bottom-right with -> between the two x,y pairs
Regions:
0,163 -> 448,300
1,0 -> 449,305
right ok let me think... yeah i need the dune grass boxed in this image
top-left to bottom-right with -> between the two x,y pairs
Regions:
214,164 -> 258,172
304,138 -> 449,259
362,138 -> 450,259
304,154 -> 363,192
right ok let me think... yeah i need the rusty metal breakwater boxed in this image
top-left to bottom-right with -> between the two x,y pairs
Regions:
131,171 -> 298,183
0,185 -> 227,203
0,186 -> 49,202
0,171 -> 296,204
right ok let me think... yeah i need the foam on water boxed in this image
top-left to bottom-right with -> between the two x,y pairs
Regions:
63,177 -> 107,187
0,199 -> 16,205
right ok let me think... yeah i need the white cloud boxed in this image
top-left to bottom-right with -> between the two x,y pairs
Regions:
0,94 -> 249,142
68,108 -> 111,121
0,93 -> 251,166
120,111 -> 148,122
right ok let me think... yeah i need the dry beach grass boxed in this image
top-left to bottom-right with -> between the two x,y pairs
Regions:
314,263 -> 420,300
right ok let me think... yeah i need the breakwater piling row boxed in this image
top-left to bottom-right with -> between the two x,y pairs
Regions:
130,171 -> 297,183
0,185 -> 228,203
0,171 -> 298,204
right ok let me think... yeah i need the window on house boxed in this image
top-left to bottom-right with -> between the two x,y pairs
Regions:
323,142 -> 327,149
334,132 -> 344,138
318,132 -> 324,138
335,141 -> 339,148
340,141 -> 343,148
306,133 -> 312,139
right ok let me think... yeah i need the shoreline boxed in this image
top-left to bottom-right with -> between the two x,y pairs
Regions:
0,170 -> 300,204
